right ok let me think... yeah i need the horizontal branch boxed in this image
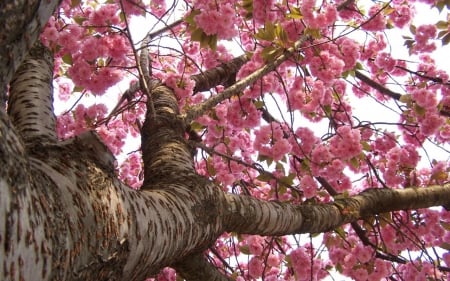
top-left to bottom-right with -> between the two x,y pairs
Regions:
224,184 -> 450,235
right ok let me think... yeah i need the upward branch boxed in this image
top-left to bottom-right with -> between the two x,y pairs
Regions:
7,41 -> 57,145
140,81 -> 196,188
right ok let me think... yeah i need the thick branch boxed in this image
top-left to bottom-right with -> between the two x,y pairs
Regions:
184,37 -> 308,124
173,253 -> 233,281
0,0 -> 60,105
141,81 -> 196,188
224,185 -> 450,235
7,41 -> 57,144
191,55 -> 249,93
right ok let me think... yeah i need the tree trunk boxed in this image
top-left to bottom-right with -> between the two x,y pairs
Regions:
1,1 -> 450,281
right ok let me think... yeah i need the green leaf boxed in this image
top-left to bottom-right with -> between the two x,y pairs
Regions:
185,9 -> 201,26
255,21 -> 276,42
256,173 -> 272,182
399,93 -> 412,103
261,46 -> 283,62
73,86 -> 84,93
253,100 -> 264,109
334,226 -> 347,238
191,28 -> 204,42
287,7 -> 303,19
304,27 -> 321,39
62,53 -> 73,65
239,245 -> 250,255
439,242 -> 450,251
190,121 -> 204,131
73,16 -> 86,25
71,0 -> 81,8
436,20 -> 449,30
280,173 -> 296,186
349,157 -> 360,169
207,34 -> 217,51
414,104 -> 426,116
441,32 -> 450,45
275,24 -> 289,46
361,141 -> 371,151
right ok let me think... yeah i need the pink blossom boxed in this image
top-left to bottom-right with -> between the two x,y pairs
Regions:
362,5 -> 386,32
248,257 -> 263,278
390,4 -> 413,28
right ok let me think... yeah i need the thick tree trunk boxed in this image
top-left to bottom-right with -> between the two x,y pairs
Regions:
2,1 -> 450,281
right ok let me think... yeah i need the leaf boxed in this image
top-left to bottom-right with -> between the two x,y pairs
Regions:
414,104 -> 426,116
361,141 -> 371,151
71,0 -> 81,8
287,6 -> 303,19
73,86 -> 84,93
191,28 -> 204,42
439,242 -> 450,251
261,46 -> 283,62
239,245 -> 250,255
253,100 -> 264,109
255,22 -> 276,42
185,9 -> 201,26
441,32 -> 450,46
436,20 -> 449,30
280,173 -> 296,186
62,53 -> 73,65
399,93 -> 412,103
334,226 -> 347,239
73,16 -> 86,25
256,173 -> 272,182
275,25 -> 290,47
304,27 -> 321,39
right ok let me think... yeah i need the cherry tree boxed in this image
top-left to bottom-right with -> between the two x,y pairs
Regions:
1,0 -> 450,280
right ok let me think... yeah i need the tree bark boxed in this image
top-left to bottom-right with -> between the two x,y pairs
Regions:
0,0 -> 61,105
2,1 -> 450,281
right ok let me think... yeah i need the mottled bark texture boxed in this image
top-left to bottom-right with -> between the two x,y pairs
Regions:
2,1 -> 450,281
0,0 -> 61,105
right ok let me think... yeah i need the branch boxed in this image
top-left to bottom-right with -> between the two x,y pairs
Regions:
173,253 -> 233,281
191,55 -> 249,93
355,70 -> 402,100
224,184 -> 450,235
0,0 -> 60,106
355,70 -> 450,117
184,36 -> 309,124
7,41 -> 57,145
140,81 -> 196,188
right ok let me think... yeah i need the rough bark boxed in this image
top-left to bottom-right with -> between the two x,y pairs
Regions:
190,55 -> 249,93
223,185 -> 450,235
8,41 -> 57,144
2,1 -> 450,281
0,0 -> 61,105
